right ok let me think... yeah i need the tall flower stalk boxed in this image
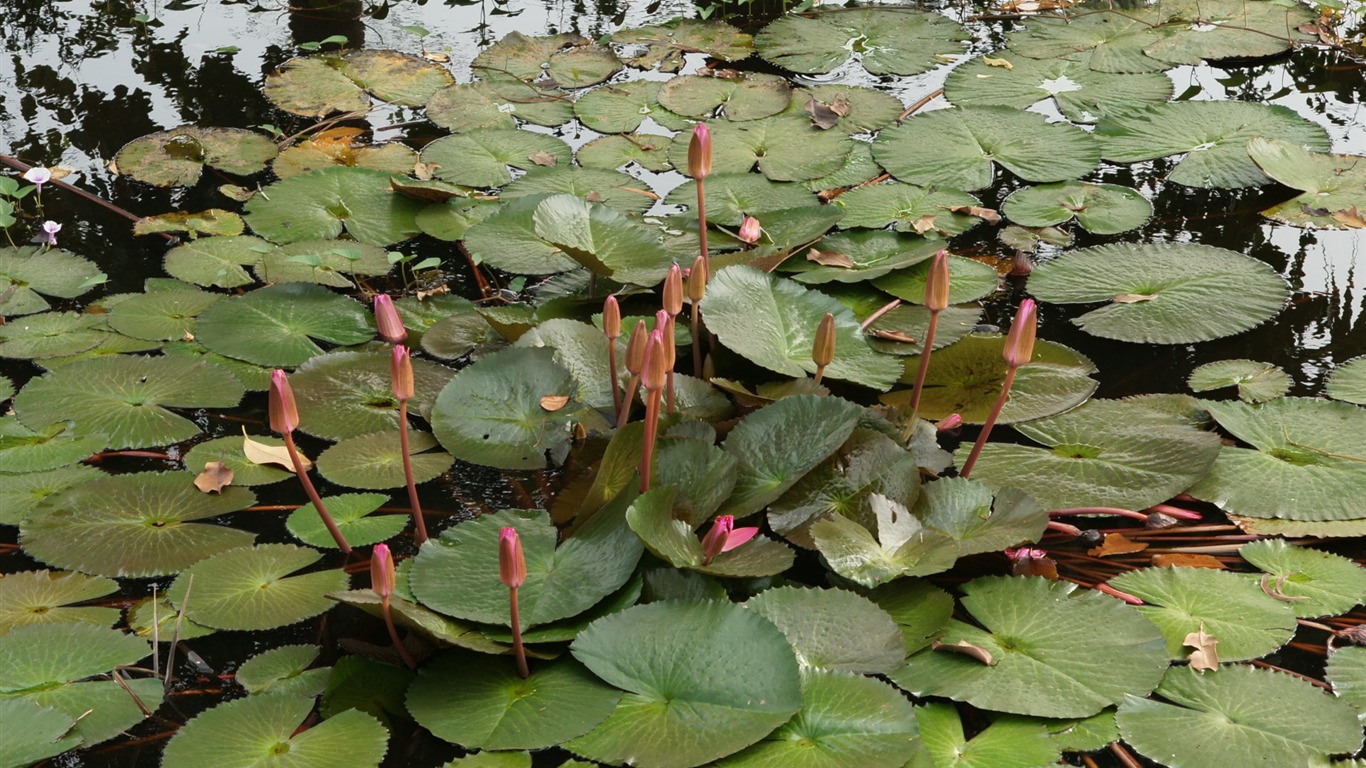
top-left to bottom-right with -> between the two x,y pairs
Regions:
639,329 -> 667,493
270,370 -> 351,554
908,250 -> 950,417
687,254 -> 708,378
689,124 -> 712,273
499,527 -> 530,678
663,264 -> 683,413
391,345 -> 428,545
371,543 -> 415,670
960,299 -> 1037,479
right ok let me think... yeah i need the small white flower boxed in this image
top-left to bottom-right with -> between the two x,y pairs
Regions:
22,166 -> 52,192
39,220 -> 60,246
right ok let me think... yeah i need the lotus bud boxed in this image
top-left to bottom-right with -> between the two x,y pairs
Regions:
813,313 -> 836,369
700,515 -> 761,564
370,543 -> 395,599
688,123 -> 711,180
499,527 -> 526,589
642,330 -> 668,393
737,216 -> 761,244
663,263 -> 683,317
268,369 -> 299,435
687,254 -> 708,303
625,319 -> 648,375
391,345 -> 415,402
925,250 -> 950,312
373,294 -> 407,344
604,295 -> 621,340
1002,298 -> 1037,368
936,413 -> 964,433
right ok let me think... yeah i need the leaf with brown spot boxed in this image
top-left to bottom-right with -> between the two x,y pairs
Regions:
983,56 -> 1014,70
528,150 -> 559,167
1112,293 -> 1156,304
194,461 -> 235,493
806,248 -> 855,268
948,205 -> 1001,224
1088,532 -> 1148,557
1332,206 -> 1366,228
1183,622 -> 1219,671
540,395 -> 570,412
932,639 -> 994,665
1150,553 -> 1224,569
243,430 -> 310,471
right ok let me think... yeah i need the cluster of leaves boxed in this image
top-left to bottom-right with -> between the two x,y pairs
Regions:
4,2 -> 1366,767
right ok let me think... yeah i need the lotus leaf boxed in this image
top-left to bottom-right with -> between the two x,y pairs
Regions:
320,655 -> 413,726
833,183 -> 983,237
804,141 -> 882,191
194,283 -> 374,368
756,9 -> 966,76
162,235 -> 272,288
160,693 -> 388,767
785,231 -> 940,285
287,493 -> 407,548
0,700 -> 80,768
168,544 -> 348,631
914,702 -> 1058,768
1189,358 -> 1290,403
914,479 -> 1047,557
0,465 -> 102,526
103,288 -> 221,341
134,208 -> 244,238
335,48 -> 455,104
427,77 -> 575,132
420,306 -> 505,361
182,435 -> 291,486
873,253 -> 999,305
162,340 -> 272,390
0,416 -> 106,473
627,487 -> 795,578
0,570 -> 119,636
894,576 -> 1168,718
331,590 -> 509,655
1240,539 -> 1366,618
236,644 -> 330,697
785,84 -> 904,135
113,126 -> 276,187
0,311 -> 108,359
810,495 -> 958,587
666,174 -> 820,226
316,429 -> 453,490
1141,0 -> 1315,65
666,116 -> 853,182
253,239 -> 393,287
266,49 -> 451,116
245,166 -> 423,245
463,194 -> 580,274
574,81 -> 690,133
0,246 -> 108,318
289,349 -> 453,441
414,197 -> 500,241
1248,137 -> 1366,229
867,579 -> 955,656
1327,646 -> 1366,722
528,194 -> 672,284
657,73 -> 791,122
1327,356 -> 1366,404
272,138 -> 418,180
945,56 -> 1171,123
1006,9 -> 1169,73
577,134 -> 674,172
744,586 -> 904,674
610,18 -> 752,71
473,31 -> 621,88
1001,181 -> 1151,235
515,318 -> 624,412
865,305 -> 983,358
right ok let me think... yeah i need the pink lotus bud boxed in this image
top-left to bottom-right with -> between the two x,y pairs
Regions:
604,295 -> 621,340
642,330 -> 668,393
499,527 -> 526,589
925,250 -> 950,312
268,369 -> 299,435
371,543 -> 395,599
700,515 -> 760,563
737,216 -> 761,244
625,319 -> 649,375
1002,298 -> 1037,368
663,263 -> 683,317
687,254 -> 708,303
373,294 -> 407,344
688,124 -> 711,180
391,345 -> 415,402
936,413 -> 964,433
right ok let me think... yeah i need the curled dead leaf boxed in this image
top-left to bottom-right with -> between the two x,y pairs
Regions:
1112,293 -> 1156,304
193,461 -> 234,494
912,214 -> 944,236
422,51 -> 451,63
932,639 -> 995,665
806,248 -> 855,268
417,284 -> 450,300
948,205 -> 1001,224
1332,206 -> 1365,228
1183,622 -> 1220,671
528,150 -> 559,167
982,56 -> 1014,70
540,395 -> 570,412
1088,533 -> 1148,557
868,329 -> 917,344
242,428 -> 310,471
1260,572 -> 1309,602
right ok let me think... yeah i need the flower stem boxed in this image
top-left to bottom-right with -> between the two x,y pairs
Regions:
696,179 -> 709,275
608,342 -> 622,416
509,586 -> 529,678
907,308 -> 940,417
959,365 -> 1017,479
380,598 -> 417,670
690,303 -> 703,378
283,431 -> 351,554
640,388 -> 662,493
617,374 -> 641,429
398,401 -> 429,545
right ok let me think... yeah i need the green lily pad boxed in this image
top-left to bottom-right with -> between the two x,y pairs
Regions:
135,208 -> 245,238
1327,646 -> 1366,722
420,306 -> 505,361
182,435 -> 292,486
420,130 -> 572,188
666,117 -> 853,182
271,139 -> 417,181
1141,0 -> 1315,65
1327,356 -> 1366,404
0,311 -> 107,360
785,84 -> 904,135
290,349 -> 454,441
914,702 -> 1058,768
1188,397 -> 1366,521
194,283 -> 374,368
1097,102 -> 1332,189
163,235 -> 272,289
864,305 -> 983,358
744,586 -> 904,674
867,579 -> 955,656
627,487 -> 795,578
127,593 -> 216,643
414,197 -> 500,242
945,56 -> 1171,123
105,288 -> 221,341
0,623 -> 162,748
427,78 -> 575,132
169,544 -> 348,631
874,107 -> 1100,192
1029,242 -> 1287,344
756,9 -> 966,76
893,576 -> 1169,718
0,416 -> 105,473
803,141 -> 882,191
0,246 -> 107,318
915,478 -> 1047,557
715,670 -> 920,768
1001,181 -> 1151,235
253,240 -> 393,287
320,655 -> 412,726
786,231 -> 940,285
515,318 -> 623,412
161,693 -> 388,767
665,174 -> 820,227
657,73 -> 792,121
15,354 -> 244,449
236,644 -> 330,697
567,600 -> 802,768
331,590 -> 509,655
529,194 -> 669,284
0,570 -> 119,636
407,652 -> 620,750
473,32 -> 621,88
873,254 -> 999,306
114,127 -> 277,187
245,166 -> 423,246
574,81 -> 690,133
1117,664 -> 1362,768
316,429 -> 453,490
0,700 -> 80,767
1240,539 -> 1366,619
287,493 -> 407,549
960,396 -> 1222,511
335,48 -> 455,104
832,183 -> 983,236
21,472 -> 255,578
577,134 -> 674,172
430,346 -> 580,470
0,465 -> 101,527
265,49 -> 451,116
1189,359 -> 1290,403
811,494 -> 958,588
702,266 -> 901,389
882,334 -> 1098,424
610,18 -> 753,71
651,437 -> 739,527
1248,137 -> 1366,229
1006,10 -> 1169,73
463,194 -> 580,275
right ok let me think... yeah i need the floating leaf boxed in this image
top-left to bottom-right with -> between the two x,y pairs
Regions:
335,48 -> 455,104
0,311 -> 107,360
272,132 -> 417,180
667,117 -> 853,182
1028,242 -> 1287,344
873,254 -> 999,306
894,576 -> 1168,718
530,194 -> 672,284
756,9 -> 966,76
320,655 -> 412,726
833,183 -> 983,236
135,209 -> 244,238
744,586 -> 904,674
574,81 -> 689,133
463,194 -> 581,274
236,644 -> 329,697
194,283 -> 374,368
867,579 -> 955,656
915,478 -> 1047,557
317,429 -> 453,489
1248,137 -> 1366,229
0,246 -> 108,318
812,494 -> 959,588
665,174 -> 820,227
1141,0 -> 1315,64
169,544 -> 348,631
577,134 -> 674,172
421,130 -> 572,188
290,349 -> 453,441
1240,539 -> 1366,618
915,702 -> 1059,768
567,601 -> 802,768
610,18 -> 753,71
473,32 -> 621,88
1327,356 -> 1366,404
427,76 -> 575,132
788,84 -> 903,135
945,56 -> 1171,123
182,435 -> 292,486
627,487 -> 795,578
105,288 -> 221,341
1001,181 -> 1151,235
0,570 -> 119,636
414,197 -> 500,242
0,700 -> 80,767
245,166 -> 423,246
114,127 -> 276,187
1326,646 -> 1366,722
1189,359 -> 1290,403
287,493 -> 406,549
0,416 -> 106,473
161,693 -> 388,767
253,240 -> 393,287
1006,10 -> 1170,73
0,465 -> 101,527
657,73 -> 792,122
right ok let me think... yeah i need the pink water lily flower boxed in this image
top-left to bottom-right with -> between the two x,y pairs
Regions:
737,216 -> 762,244
700,515 -> 759,564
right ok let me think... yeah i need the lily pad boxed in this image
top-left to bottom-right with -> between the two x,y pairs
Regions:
1097,102 -> 1332,189
194,283 -> 374,368
1001,181 -> 1151,235
803,141 -> 882,191
161,693 -> 388,767
874,107 -> 1100,192
336,48 -> 455,104
786,84 -> 904,135
1006,10 -> 1170,73
253,240 -> 393,287
610,18 -> 753,71
245,166 -> 423,246
1109,566 -> 1297,660
105,288 -> 222,341
1327,356 -> 1366,404
236,644 -> 330,697
893,576 -> 1168,718
317,429 -> 454,490
1028,242 -> 1287,344
15,354 -> 244,449
427,78 -> 575,132
833,183 -> 983,236
915,478 -> 1047,557
657,73 -> 792,122
873,254 -> 1000,306
574,81 -> 690,133
473,32 -> 621,88
864,305 -> 983,358
290,349 -> 453,441
0,246 -> 107,318
867,579 -> 954,656
114,127 -> 277,187
168,544 -> 348,631
914,702 -> 1058,768
756,9 -> 966,76
414,197 -> 500,242
577,134 -> 674,172
665,174 -> 820,227
420,130 -> 572,188
530,194 -> 674,285
0,465 -> 102,527
786,231 -> 940,285
0,417 -> 106,473
266,50 -> 451,116
287,493 -> 407,549
627,487 -> 795,578
1117,664 -> 1362,768
567,600 -> 802,768
407,652 -> 620,750
182,435 -> 292,487
744,586 -> 904,674
162,235 -> 272,289
1189,359 -> 1290,403
0,311 -> 108,360
0,570 -> 119,636
1141,0 -> 1315,65
1248,137 -> 1366,229
945,56 -> 1171,123
811,494 -> 958,588
1240,539 -> 1366,619
461,194 -> 580,275
0,700 -> 80,767
1188,397 -> 1366,521
960,396 -> 1222,511
271,134 -> 417,180
666,117 -> 853,182
1327,646 -> 1366,722
882,334 -> 1098,424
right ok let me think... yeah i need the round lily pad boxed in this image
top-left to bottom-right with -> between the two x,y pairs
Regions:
253,240 -> 393,287
803,141 -> 882,191
913,702 -> 1059,768
0,246 -> 107,318
105,288 -> 222,341
1028,242 -> 1288,344
1248,137 -> 1366,229
574,81 -> 690,133
893,576 -> 1168,718
744,586 -> 904,674
162,341 -> 272,391
945,55 -> 1171,123
21,472 -> 255,578
875,107 -> 1100,192
316,429 -> 453,489
194,283 -> 374,368
462,194 -> 580,275
665,174 -> 819,226
245,166 -> 423,246
114,127 -> 277,187
503,167 -> 655,216
15,354 -> 244,449
567,600 -> 802,768
414,197 -> 500,242
627,487 -> 795,578
873,253 -> 1000,305
1140,0 -> 1315,65
1327,356 -> 1366,404
0,416 -> 106,473
832,182 -> 983,236
0,699 -> 80,767
865,305 -> 983,358
0,311 -> 107,360
0,570 -> 119,636
168,544 -> 348,631
786,84 -> 904,135
0,465 -> 101,527
666,116 -> 853,182
420,130 -> 572,188
1327,646 -> 1366,722
1002,181 -> 1152,235
756,9 -> 966,76
271,138 -> 418,180
1240,539 -> 1366,619
336,48 -> 455,105
235,644 -> 329,697
577,134 -> 674,172
162,235 -> 273,289
289,348 -> 454,441
126,594 -> 216,642
786,231 -> 940,285
473,31 -> 622,88
407,652 -> 621,750
264,55 -> 371,117
611,18 -> 753,71
427,78 -> 575,132
287,492 -> 405,549
161,693 -> 388,767
914,477 -> 1047,558
1188,359 -> 1290,404
1006,9 -> 1169,73
182,435 -> 291,486
657,73 -> 792,122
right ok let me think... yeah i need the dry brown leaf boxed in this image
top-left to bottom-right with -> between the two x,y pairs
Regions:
242,429 -> 309,471
48,165 -> 76,181
932,639 -> 994,665
422,51 -> 451,63
948,204 -> 1001,224
540,395 -> 570,411
1332,206 -> 1366,228
528,150 -> 559,167
620,186 -> 661,201
413,161 -> 438,181
1113,293 -> 1156,304
1088,533 -> 1149,557
193,461 -> 234,494
585,191 -> 604,203
868,329 -> 917,344
1150,553 -> 1224,569
912,214 -> 942,235
416,284 -> 450,300
806,248 -> 855,268
983,56 -> 1014,70
218,184 -> 255,202
1260,573 -> 1309,603
1183,622 -> 1220,671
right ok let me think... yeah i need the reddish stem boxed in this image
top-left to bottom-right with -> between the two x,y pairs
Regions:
509,586 -> 529,678
398,400 -> 429,545
1094,582 -> 1144,605
617,374 -> 641,429
640,388 -> 662,493
690,303 -> 703,378
283,431 -> 351,554
1146,503 -> 1204,521
1050,507 -> 1150,521
907,308 -> 940,416
607,342 -> 622,416
959,365 -> 1017,478
696,179 -> 709,275
380,597 -> 417,670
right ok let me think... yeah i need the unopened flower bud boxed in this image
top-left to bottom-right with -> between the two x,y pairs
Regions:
499,527 -> 526,589
812,313 -> 836,369
269,369 -> 299,435
1002,298 -> 1037,368
925,250 -> 950,312
625,319 -> 649,375
688,123 -> 712,180
391,345 -> 415,402
373,294 -> 407,344
642,330 -> 668,393
604,295 -> 621,340
371,543 -> 395,599
663,263 -> 683,317
737,216 -> 761,244
686,254 -> 708,303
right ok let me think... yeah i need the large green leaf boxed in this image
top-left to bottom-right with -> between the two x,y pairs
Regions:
428,76 -> 574,132
628,487 -> 795,578
290,349 -> 453,441
914,478 -> 1047,557
574,81 -> 688,133
1326,646 -> 1366,723
0,311 -> 109,360
755,9 -> 965,76
161,693 -> 388,767
810,495 -> 958,588
785,231 -> 940,286
1188,359 -> 1290,404
236,644 -> 330,697
1188,397 -> 1366,521
1117,665 -> 1362,768
1028,242 -> 1287,344
0,570 -> 119,636
113,126 -> 277,187
831,183 -> 982,237
744,586 -> 905,674
1248,138 -> 1366,229
666,117 -> 852,182
0,416 -> 106,473
182,435 -> 291,487
504,167 -> 654,216
945,55 -> 1171,123
914,702 -> 1058,768
657,73 -> 791,122
105,288 -> 222,341
168,544 -> 349,631
1006,10 -> 1169,73
874,107 -> 1099,192
567,601 -> 802,768
530,194 -> 671,284
473,31 -> 621,88
421,130 -> 573,188
873,254 -> 1000,306
610,18 -> 752,71
1001,181 -> 1151,235
463,194 -> 580,275
287,493 -> 405,549
893,576 -> 1168,718
867,579 -> 955,656
0,246 -> 107,318
194,283 -> 374,368
253,240 -> 393,287
665,174 -> 820,227
336,48 -> 455,104
0,465 -> 102,527
316,429 -> 453,489
0,699 -> 80,768
1097,102 -> 1332,189
1240,539 -> 1366,619
245,166 -> 423,245
702,266 -> 901,390
1326,356 -> 1366,404
1140,0 -> 1315,64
